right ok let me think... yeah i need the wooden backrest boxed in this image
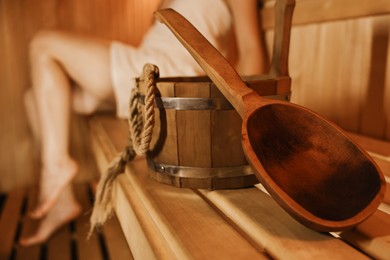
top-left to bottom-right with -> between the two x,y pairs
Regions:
261,0 -> 390,141
262,0 -> 390,28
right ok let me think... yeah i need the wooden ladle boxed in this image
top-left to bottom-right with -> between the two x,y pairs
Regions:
155,5 -> 386,232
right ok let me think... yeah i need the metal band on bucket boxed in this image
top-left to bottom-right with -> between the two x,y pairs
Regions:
147,158 -> 254,179
139,94 -> 290,110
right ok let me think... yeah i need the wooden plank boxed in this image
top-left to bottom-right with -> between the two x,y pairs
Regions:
287,18 -> 372,132
210,85 -> 247,167
89,177 -> 134,259
349,132 -> 390,203
385,181 -> 390,205
89,115 -> 127,166
340,210 -> 390,259
70,115 -> 101,183
148,81 -> 179,166
176,82 -> 212,167
93,115 -> 128,154
121,159 -> 266,259
73,184 -> 103,260
0,0 -> 37,193
46,224 -> 72,260
15,187 -> 41,260
209,85 -> 259,189
262,0 -> 390,29
90,179 -> 134,260
147,80 -> 260,189
199,187 -> 368,259
90,117 -> 173,259
91,115 -> 266,259
348,132 -> 390,205
90,115 -> 390,259
285,14 -> 390,138
114,172 -> 174,260
359,17 -> 389,139
348,132 -> 390,158
380,203 -> 390,216
89,118 -> 113,174
261,1 -> 390,140
102,215 -> 134,260
0,188 -> 25,259
359,148 -> 390,178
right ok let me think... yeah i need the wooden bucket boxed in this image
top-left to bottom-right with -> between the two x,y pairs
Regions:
138,70 -> 291,190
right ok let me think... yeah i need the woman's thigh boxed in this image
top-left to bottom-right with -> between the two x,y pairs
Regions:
31,30 -> 116,112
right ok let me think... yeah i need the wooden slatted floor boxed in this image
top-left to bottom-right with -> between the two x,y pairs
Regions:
0,182 -> 133,260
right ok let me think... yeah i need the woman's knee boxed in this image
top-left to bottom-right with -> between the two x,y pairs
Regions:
29,30 -> 65,61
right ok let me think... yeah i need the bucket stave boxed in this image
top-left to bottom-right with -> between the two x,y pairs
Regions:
138,72 -> 290,189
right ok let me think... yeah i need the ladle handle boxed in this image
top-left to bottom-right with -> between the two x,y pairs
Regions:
155,9 -> 250,117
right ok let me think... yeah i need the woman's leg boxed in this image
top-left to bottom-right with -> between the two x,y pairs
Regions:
20,29 -> 116,246
28,29 -> 115,219
22,89 -> 85,246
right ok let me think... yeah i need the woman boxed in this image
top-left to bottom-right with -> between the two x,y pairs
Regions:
21,0 -> 267,246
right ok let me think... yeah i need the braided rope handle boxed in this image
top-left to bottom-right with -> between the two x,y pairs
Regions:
128,63 -> 159,155
89,64 -> 159,235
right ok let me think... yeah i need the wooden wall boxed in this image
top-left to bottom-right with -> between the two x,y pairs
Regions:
288,15 -> 390,140
263,0 -> 390,140
0,0 -> 161,192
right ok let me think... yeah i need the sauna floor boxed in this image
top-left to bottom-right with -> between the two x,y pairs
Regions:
0,182 -> 133,260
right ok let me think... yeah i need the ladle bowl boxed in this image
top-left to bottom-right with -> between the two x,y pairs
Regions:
243,100 -> 383,230
155,7 -> 386,231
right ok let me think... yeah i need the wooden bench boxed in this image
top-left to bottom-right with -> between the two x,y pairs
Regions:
88,114 -> 390,259
86,1 -> 390,259
0,182 -> 133,260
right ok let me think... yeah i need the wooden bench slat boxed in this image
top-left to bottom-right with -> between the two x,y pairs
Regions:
348,132 -> 390,205
73,184 -> 104,260
380,201 -> 390,217
88,179 -> 134,259
91,115 -> 128,156
340,210 -> 390,259
384,182 -> 390,205
89,115 -> 128,173
349,132 -> 390,177
255,128 -> 390,259
90,115 -> 267,259
102,206 -> 134,259
90,115 -> 390,259
90,120 -> 197,259
199,188 -> 368,259
348,132 -> 390,157
121,160 -> 266,259
256,183 -> 390,258
114,174 -> 175,260
0,188 -> 25,258
261,0 -> 390,29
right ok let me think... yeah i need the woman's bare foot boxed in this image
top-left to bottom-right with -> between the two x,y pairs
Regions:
29,158 -> 78,219
19,185 -> 82,247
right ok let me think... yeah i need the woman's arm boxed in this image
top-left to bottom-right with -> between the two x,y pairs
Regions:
225,0 -> 269,76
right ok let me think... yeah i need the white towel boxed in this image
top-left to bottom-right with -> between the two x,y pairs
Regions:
110,0 -> 232,118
